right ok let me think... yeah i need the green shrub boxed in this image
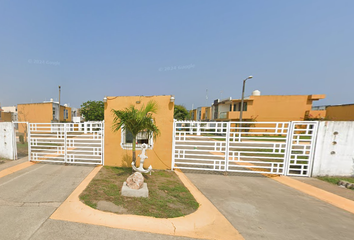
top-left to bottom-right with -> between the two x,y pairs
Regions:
19,135 -> 25,144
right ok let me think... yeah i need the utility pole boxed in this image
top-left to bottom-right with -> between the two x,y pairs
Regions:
239,76 -> 253,123
58,86 -> 61,122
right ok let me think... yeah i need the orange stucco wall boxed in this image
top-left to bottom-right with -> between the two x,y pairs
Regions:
104,95 -> 174,169
326,105 -> 354,121
226,95 -> 324,122
1,112 -> 12,122
190,109 -> 197,120
60,106 -> 72,122
306,110 -> 326,119
205,107 -> 211,120
18,103 -> 53,133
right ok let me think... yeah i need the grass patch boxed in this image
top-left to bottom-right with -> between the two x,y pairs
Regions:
79,167 -> 199,218
317,176 -> 354,186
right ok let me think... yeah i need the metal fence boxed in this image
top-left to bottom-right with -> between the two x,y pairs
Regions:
172,121 -> 318,176
28,122 -> 104,165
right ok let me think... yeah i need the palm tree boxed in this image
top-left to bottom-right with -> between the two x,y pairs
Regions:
111,101 -> 160,166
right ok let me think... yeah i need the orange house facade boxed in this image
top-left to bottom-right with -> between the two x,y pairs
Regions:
17,102 -> 72,133
190,107 -> 211,121
104,95 -> 174,170
211,92 -> 326,122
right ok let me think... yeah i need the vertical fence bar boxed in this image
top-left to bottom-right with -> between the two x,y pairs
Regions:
171,120 -> 176,170
283,122 -> 293,176
102,121 -> 105,165
307,121 -> 319,177
64,123 -> 67,163
224,122 -> 230,171
27,123 -> 31,161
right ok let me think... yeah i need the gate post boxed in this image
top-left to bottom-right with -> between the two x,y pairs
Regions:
171,120 -> 176,170
307,121 -> 319,177
64,123 -> 67,163
101,121 -> 105,166
224,122 -> 230,172
284,122 -> 294,176
27,123 -> 31,161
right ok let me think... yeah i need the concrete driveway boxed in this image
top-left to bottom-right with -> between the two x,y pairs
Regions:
184,171 -> 354,240
0,162 -> 197,240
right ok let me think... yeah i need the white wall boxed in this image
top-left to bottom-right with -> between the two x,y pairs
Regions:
312,121 -> 354,176
0,122 -> 17,160
1,106 -> 17,113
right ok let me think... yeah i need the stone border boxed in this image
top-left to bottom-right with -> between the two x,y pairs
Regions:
338,180 -> 354,190
50,166 -> 244,240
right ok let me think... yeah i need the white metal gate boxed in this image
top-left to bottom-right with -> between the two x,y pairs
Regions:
172,121 -> 318,176
28,122 -> 104,165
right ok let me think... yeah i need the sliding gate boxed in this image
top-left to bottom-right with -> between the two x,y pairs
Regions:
172,121 -> 318,176
28,122 -> 104,165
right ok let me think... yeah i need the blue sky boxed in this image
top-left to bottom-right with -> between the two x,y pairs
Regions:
0,0 -> 353,109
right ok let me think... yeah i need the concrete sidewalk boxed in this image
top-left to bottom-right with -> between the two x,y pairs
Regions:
0,163 -> 199,240
0,156 -> 28,172
184,171 -> 354,240
292,176 -> 354,202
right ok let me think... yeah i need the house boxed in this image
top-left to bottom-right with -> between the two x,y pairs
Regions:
17,99 -> 72,133
190,107 -> 212,121
0,106 -> 18,122
325,103 -> 354,121
211,90 -> 326,122
104,95 -> 174,169
190,109 -> 197,120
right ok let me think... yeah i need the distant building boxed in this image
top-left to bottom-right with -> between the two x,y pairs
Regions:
17,99 -> 72,133
0,106 -> 18,122
325,103 -> 354,121
210,90 -> 326,122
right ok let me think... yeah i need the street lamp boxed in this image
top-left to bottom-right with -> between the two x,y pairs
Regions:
239,76 -> 253,123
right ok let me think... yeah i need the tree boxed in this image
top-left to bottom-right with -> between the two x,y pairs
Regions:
111,101 -> 160,166
80,100 -> 104,121
174,105 -> 190,120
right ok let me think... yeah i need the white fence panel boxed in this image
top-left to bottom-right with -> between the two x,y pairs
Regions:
28,122 -> 104,165
172,120 -> 318,176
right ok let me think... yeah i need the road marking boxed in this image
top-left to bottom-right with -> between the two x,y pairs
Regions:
0,161 -> 36,179
0,164 -> 46,187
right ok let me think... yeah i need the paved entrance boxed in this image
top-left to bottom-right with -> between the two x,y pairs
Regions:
0,161 -> 198,240
184,170 -> 354,240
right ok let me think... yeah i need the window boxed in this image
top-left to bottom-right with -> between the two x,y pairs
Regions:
234,102 -> 247,111
53,107 -> 56,120
64,109 -> 68,120
243,102 -> 248,111
121,127 -> 154,150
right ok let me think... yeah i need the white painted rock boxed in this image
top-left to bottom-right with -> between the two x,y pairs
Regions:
126,172 -> 144,190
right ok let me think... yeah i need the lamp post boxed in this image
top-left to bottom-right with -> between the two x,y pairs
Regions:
239,76 -> 253,123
